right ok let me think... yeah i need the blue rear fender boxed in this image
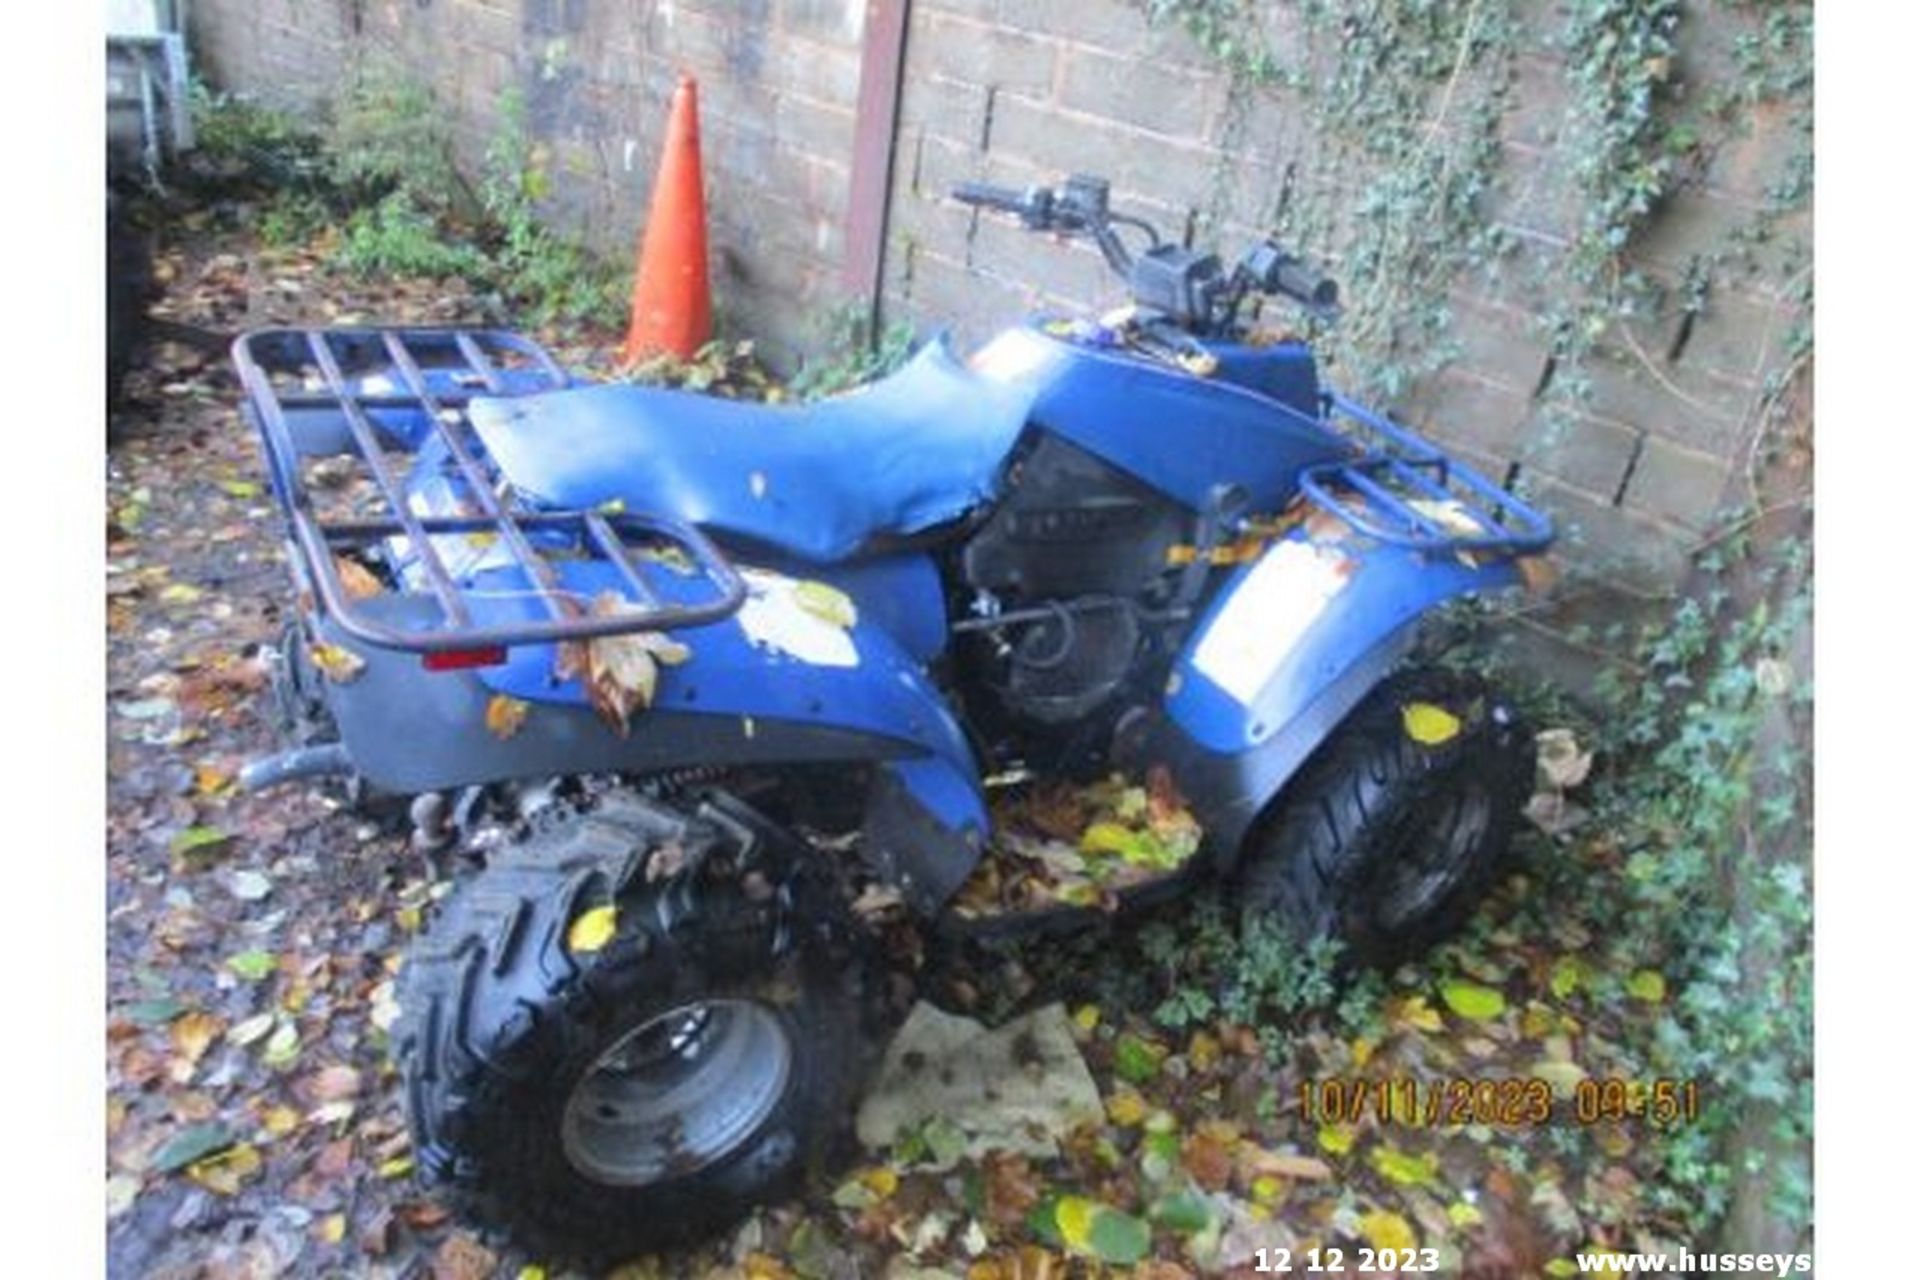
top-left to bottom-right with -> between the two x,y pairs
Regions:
313,552 -> 991,911
1146,531 -> 1524,864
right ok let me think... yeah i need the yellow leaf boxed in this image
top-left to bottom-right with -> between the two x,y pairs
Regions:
309,643 -> 366,683
1391,995 -> 1445,1032
261,1104 -> 302,1138
187,1142 -> 262,1195
1402,701 -> 1462,746
485,694 -> 530,740
794,580 -> 858,629
1106,1088 -> 1149,1127
567,904 -> 619,954
1447,1200 -> 1483,1228
170,1011 -> 225,1077
1550,955 -> 1586,999
1627,970 -> 1667,1003
1071,1003 -> 1101,1034
1189,1029 -> 1221,1072
318,1213 -> 347,1244
860,1166 -> 899,1199
1055,1196 -> 1099,1249
377,1155 -> 414,1179
1369,1144 -> 1439,1188
1439,979 -> 1506,1021
1359,1208 -> 1417,1253
194,763 -> 233,797
1351,1035 -> 1375,1068
1317,1124 -> 1355,1156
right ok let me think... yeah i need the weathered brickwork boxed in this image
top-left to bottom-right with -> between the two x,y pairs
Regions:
880,0 -> 1805,591
189,0 -> 867,361
189,0 -> 1805,592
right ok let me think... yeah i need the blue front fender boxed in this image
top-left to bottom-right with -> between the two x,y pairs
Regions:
1148,532 -> 1523,863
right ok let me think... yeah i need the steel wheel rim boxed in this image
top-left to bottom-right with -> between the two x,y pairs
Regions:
561,998 -> 793,1187
1373,785 -> 1493,931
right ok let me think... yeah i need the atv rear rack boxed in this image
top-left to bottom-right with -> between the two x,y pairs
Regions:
1298,393 -> 1554,555
234,327 -> 747,655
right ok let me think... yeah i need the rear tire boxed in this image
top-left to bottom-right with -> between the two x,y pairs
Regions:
1235,669 -> 1533,967
395,792 -> 871,1262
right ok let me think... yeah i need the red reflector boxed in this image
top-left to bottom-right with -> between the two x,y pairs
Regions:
422,646 -> 507,671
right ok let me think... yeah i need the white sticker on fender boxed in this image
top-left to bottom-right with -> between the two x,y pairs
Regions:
735,570 -> 860,668
1189,540 -> 1352,705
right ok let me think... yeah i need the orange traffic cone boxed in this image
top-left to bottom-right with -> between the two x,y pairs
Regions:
621,74 -> 713,365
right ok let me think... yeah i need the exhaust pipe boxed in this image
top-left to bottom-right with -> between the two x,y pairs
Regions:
238,743 -> 355,792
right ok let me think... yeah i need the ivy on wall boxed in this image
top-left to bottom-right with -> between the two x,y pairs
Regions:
1138,0 -> 1811,548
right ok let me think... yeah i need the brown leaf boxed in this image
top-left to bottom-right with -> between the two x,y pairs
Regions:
1239,1149 -> 1333,1182
169,1010 -> 225,1081
983,1150 -> 1042,1226
302,1064 -> 363,1104
431,1231 -> 498,1280
556,592 -> 694,736
335,557 -> 384,600
1181,1131 -> 1236,1191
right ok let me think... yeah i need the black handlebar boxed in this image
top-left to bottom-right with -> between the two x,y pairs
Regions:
950,173 -> 1338,335
951,180 -> 1039,221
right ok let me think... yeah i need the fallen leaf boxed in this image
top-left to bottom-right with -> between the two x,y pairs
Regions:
1054,1196 -> 1151,1265
227,950 -> 278,981
1243,1148 -> 1333,1181
152,1122 -> 234,1174
1113,1032 -> 1166,1085
335,557 -> 385,600
1181,1130 -> 1235,1190
187,1142 -> 262,1195
485,693 -> 530,739
305,1064 -> 363,1103
1439,978 -> 1506,1021
227,868 -> 273,901
1317,1125 -> 1356,1156
556,593 -> 694,734
169,825 -> 233,863
169,1011 -> 225,1078
1370,1144 -> 1440,1188
309,642 -> 366,683
106,1173 -> 141,1219
567,903 -> 619,954
1536,728 -> 1593,790
1627,970 -> 1667,1003
1402,701 -> 1462,746
262,1020 -> 301,1069
1359,1207 -> 1417,1252
432,1232 -> 498,1280
223,1016 -> 275,1053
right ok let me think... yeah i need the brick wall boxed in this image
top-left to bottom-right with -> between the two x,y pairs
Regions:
881,0 -> 1807,592
188,0 -> 1805,594
189,0 -> 868,360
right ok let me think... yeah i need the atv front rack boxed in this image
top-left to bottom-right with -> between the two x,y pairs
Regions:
1299,393 -> 1554,555
234,327 -> 747,654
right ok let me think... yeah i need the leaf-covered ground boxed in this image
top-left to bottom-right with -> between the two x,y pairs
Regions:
108,201 -> 1708,1279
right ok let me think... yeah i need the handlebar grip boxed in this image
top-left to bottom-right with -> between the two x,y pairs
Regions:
1272,260 -> 1339,312
951,181 -> 1032,216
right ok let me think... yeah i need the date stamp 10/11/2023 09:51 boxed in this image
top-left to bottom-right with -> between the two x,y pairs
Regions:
1297,1077 -> 1704,1129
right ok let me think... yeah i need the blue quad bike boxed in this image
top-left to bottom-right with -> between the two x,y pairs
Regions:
233,173 -> 1552,1259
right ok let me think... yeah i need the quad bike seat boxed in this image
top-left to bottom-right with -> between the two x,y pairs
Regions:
468,339 -> 1033,563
